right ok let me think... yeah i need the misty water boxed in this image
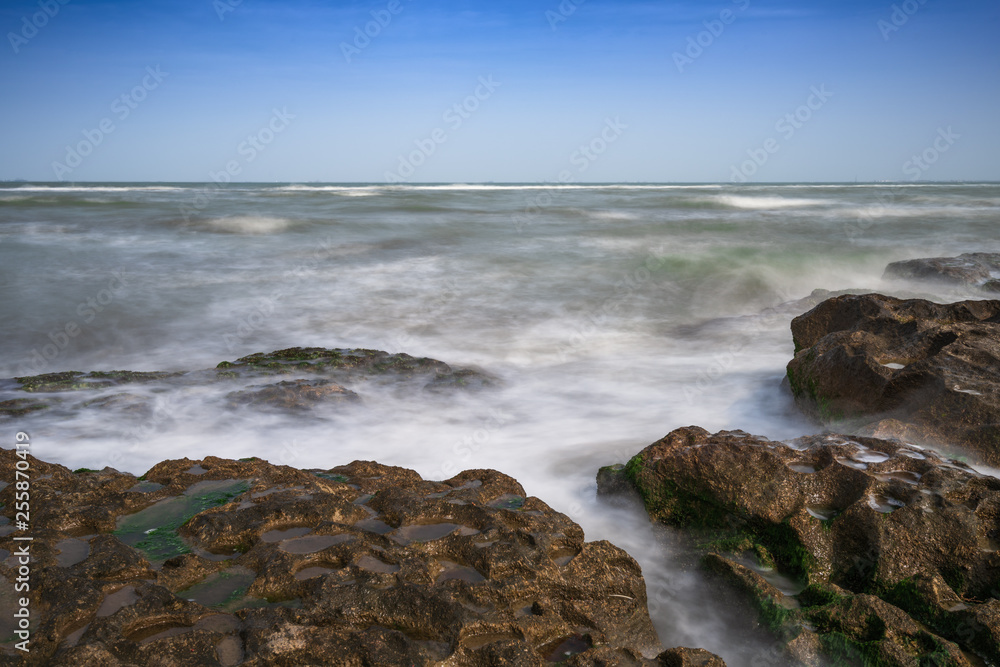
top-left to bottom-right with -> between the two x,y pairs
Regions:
2,182 -> 998,663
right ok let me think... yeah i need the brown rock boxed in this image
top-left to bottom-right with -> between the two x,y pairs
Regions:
656,646 -> 727,666
786,293 -> 1000,464
1,448 -> 665,665
603,426 -> 1000,664
226,378 -> 360,410
884,252 -> 1000,291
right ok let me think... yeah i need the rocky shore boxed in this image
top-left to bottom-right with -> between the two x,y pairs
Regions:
4,253 -> 1000,666
0,449 -> 730,665
0,346 -> 496,420
884,253 -> 1000,294
785,292 -> 1000,465
600,426 -> 1000,666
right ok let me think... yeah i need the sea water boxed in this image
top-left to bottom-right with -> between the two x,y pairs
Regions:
2,182 -> 998,663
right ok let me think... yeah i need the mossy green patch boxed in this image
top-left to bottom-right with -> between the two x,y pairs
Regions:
15,371 -> 87,392
786,359 -> 845,422
940,567 -> 966,596
757,595 -> 794,637
818,632 -> 879,667
0,398 -> 49,417
626,453 -> 812,580
312,472 -> 349,483
113,479 -> 250,562
491,495 -> 525,511
72,468 -> 99,474
15,370 -> 173,393
798,584 -> 845,608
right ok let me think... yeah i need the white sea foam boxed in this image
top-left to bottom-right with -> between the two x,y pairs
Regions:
715,195 -> 830,209
3,185 -> 187,193
270,185 -> 383,196
3,182 -> 998,667
201,215 -> 295,234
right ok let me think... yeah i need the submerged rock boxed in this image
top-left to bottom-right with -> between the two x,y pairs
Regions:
216,347 -> 495,391
601,426 -> 1000,666
226,378 -> 360,410
0,347 -> 496,420
0,398 -> 48,417
884,252 -> 1000,292
13,370 -> 179,393
0,449 -> 718,666
786,293 -> 1000,464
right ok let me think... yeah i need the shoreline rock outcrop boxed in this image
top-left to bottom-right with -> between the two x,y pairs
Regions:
884,253 -> 1000,293
600,426 -> 1000,666
0,347 -> 496,419
0,448 -> 722,666
785,293 -> 1000,464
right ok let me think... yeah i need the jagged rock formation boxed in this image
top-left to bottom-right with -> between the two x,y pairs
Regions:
884,253 -> 1000,293
785,293 -> 1000,464
0,449 -> 722,666
601,426 -> 1000,666
0,347 -> 495,419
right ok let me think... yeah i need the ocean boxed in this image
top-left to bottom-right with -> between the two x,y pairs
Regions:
2,182 -> 998,663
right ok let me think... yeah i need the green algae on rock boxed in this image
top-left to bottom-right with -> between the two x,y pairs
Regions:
14,370 -> 178,393
601,426 -> 1000,666
0,398 -> 49,418
226,378 -> 360,411
114,479 -> 251,562
0,449 -> 722,666
786,293 -> 1000,465
2,346 -> 496,424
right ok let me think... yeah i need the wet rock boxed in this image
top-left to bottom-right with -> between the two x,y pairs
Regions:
656,646 -> 727,666
884,252 -> 1000,292
217,346 -> 496,391
14,370 -> 178,393
226,378 -> 360,410
79,393 -> 152,415
1,449 -> 669,665
4,347 -> 496,420
0,398 -> 49,418
602,426 -> 1000,665
786,292 -> 1000,464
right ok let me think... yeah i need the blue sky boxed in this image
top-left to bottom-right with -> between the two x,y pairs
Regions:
0,0 -> 997,182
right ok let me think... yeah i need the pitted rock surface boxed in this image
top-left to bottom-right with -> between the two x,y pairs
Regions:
0,347 -> 495,420
602,426 -> 1000,666
884,252 -> 1000,293
785,293 -> 1000,464
0,449 -> 719,666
